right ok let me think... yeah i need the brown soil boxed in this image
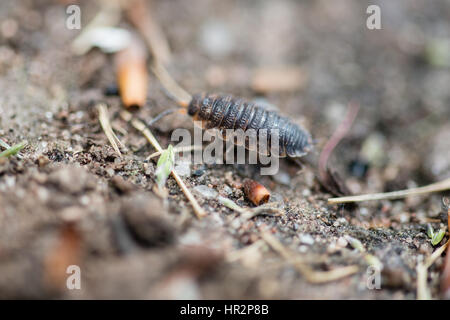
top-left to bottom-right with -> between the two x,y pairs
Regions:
0,0 -> 449,299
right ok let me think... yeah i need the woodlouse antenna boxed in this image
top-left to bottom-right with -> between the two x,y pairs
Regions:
146,107 -> 185,126
150,61 -> 192,108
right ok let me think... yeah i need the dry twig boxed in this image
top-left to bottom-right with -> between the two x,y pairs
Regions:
123,0 -> 191,106
120,111 -> 206,218
329,178 -> 450,204
417,240 -> 449,300
151,61 -> 192,107
146,145 -> 203,160
124,0 -> 171,65
345,235 -> 383,270
217,196 -> 283,221
261,231 -> 359,284
97,103 -> 125,156
240,204 -> 284,221
226,240 -> 265,263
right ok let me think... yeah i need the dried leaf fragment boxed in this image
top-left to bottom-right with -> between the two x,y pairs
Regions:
43,222 -> 82,291
115,37 -> 148,108
243,179 -> 270,206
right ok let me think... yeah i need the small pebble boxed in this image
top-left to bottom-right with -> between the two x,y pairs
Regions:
348,158 -> 369,178
174,160 -> 191,177
272,170 -> 291,186
192,169 -> 205,177
104,84 -> 120,96
230,219 -> 241,229
111,175 -> 135,194
193,185 -> 218,199
222,184 -> 233,195
48,165 -> 94,194
337,237 -> 348,248
299,234 -> 314,245
302,189 -> 311,197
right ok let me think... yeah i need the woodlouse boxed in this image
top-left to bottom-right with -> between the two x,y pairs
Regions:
149,62 -> 313,159
187,93 -> 313,158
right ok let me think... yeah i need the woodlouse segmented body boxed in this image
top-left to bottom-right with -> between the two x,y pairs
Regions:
187,93 -> 313,158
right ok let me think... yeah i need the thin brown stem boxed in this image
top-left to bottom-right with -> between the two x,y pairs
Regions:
329,178 -> 450,204
124,0 -> 171,65
97,103 -> 124,156
261,231 -> 359,284
120,111 -> 206,219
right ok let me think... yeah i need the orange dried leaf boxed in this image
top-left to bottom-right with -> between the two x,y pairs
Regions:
43,222 -> 82,290
115,39 -> 148,108
243,179 -> 270,206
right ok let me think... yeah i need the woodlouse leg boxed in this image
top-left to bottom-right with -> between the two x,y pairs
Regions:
146,108 -> 185,127
291,158 -> 305,174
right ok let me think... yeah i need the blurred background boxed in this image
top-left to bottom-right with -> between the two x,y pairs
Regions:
0,0 -> 449,299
